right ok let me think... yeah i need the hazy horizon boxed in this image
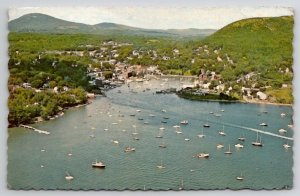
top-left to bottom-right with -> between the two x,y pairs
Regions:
8,6 -> 293,30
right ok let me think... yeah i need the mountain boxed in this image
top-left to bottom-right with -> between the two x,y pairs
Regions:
8,13 -> 96,34
8,13 -> 216,37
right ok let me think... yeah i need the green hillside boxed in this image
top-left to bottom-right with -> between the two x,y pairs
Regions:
197,16 -> 293,103
203,16 -> 293,82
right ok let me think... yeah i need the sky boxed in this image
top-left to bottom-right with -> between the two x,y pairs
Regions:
8,6 -> 293,29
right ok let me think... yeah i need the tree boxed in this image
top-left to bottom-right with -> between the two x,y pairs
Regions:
31,79 -> 44,89
49,81 -> 57,89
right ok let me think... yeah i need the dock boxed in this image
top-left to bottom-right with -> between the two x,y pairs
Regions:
20,125 -> 50,135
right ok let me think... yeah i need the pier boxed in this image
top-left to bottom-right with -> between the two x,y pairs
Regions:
20,125 -> 50,135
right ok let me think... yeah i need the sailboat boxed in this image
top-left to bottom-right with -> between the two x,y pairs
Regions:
132,124 -> 138,135
156,127 -> 164,138
197,127 -> 205,138
156,159 -> 166,169
238,132 -> 246,141
224,144 -> 232,154
65,171 -> 74,181
178,179 -> 184,190
219,125 -> 226,136
252,132 -> 263,147
159,138 -> 167,148
203,119 -> 210,128
236,172 -> 244,180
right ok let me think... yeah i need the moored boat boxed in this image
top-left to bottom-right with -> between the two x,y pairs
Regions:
92,160 -> 106,168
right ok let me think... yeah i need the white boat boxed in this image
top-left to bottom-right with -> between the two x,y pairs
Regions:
283,141 -> 291,149
89,134 -> 95,138
184,138 -> 190,141
259,122 -> 268,126
132,124 -> 138,135
197,128 -> 205,138
224,144 -> 232,154
159,143 -> 167,148
217,144 -> 224,149
112,140 -> 119,144
104,128 -> 109,131
235,143 -> 244,148
124,147 -> 136,152
156,160 -> 166,169
65,171 -> 74,181
214,113 -> 222,117
92,160 -> 106,168
178,179 -> 184,190
288,124 -> 293,128
278,128 -> 287,134
281,113 -> 286,117
136,109 -> 141,112
236,172 -> 244,181
238,136 -> 246,141
149,114 -> 156,117
161,109 -> 167,113
203,123 -> 210,128
196,153 -> 210,158
156,128 -> 164,138
180,120 -> 188,125
252,132 -> 263,147
173,125 -> 180,128
219,126 -> 226,136
176,130 -> 183,134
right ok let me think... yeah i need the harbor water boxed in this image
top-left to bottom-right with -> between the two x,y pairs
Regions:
7,78 -> 293,190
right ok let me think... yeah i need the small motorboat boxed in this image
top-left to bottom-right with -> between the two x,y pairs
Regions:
259,122 -> 268,126
92,160 -> 106,168
196,153 -> 209,158
180,120 -> 188,125
124,147 -> 136,152
235,143 -> 244,148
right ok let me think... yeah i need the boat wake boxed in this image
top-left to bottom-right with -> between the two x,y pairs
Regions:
213,121 -> 293,141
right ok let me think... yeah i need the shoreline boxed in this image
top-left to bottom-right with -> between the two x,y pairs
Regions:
176,92 -> 292,106
9,99 -> 95,128
9,80 -> 292,128
181,96 -> 293,106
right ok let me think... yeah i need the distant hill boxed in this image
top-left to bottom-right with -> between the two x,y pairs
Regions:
8,13 -> 216,37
